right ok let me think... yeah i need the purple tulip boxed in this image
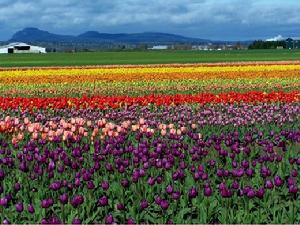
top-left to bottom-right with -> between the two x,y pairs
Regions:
170,191 -> 180,200
220,189 -> 233,198
188,186 -> 198,199
223,170 -> 230,177
28,204 -> 35,214
201,173 -> 208,180
72,218 -> 81,224
289,158 -> 295,165
287,177 -> 295,185
156,176 -> 163,184
71,195 -> 84,208
274,175 -> 284,187
232,180 -> 239,189
288,185 -> 298,194
121,179 -> 129,188
256,188 -> 265,199
265,180 -> 274,189
155,195 -> 162,205
101,181 -> 110,190
216,169 -> 223,177
232,168 -> 244,177
140,199 -> 149,209
41,218 -> 48,224
246,168 -> 254,177
291,169 -> 298,177
105,214 -> 114,225
166,185 -> 173,194
57,165 -> 65,173
82,172 -> 92,181
147,177 -> 156,186
98,196 -> 109,207
231,160 -> 238,168
260,166 -> 271,178
87,180 -> 95,190
2,219 -> 10,225
48,216 -> 62,224
5,194 -> 12,202
204,186 -> 213,197
139,168 -> 145,177
59,193 -> 69,205
166,220 -> 174,225
74,178 -> 81,187
117,203 -> 125,210
49,181 -> 61,191
0,197 -> 8,207
241,160 -> 249,168
16,202 -> 24,213
127,218 -> 135,224
41,198 -> 53,208
14,182 -> 21,192
160,199 -> 169,210
208,159 -> 216,167
48,160 -> 55,170
0,169 -> 5,180
105,163 -> 113,172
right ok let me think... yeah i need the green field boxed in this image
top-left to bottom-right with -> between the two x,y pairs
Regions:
0,49 -> 300,67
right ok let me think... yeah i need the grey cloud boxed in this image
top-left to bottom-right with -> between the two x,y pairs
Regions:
0,0 -> 300,40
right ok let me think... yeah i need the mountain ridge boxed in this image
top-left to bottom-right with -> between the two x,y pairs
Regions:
10,27 -> 212,44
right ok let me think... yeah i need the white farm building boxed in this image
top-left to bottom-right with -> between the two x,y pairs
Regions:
0,42 -> 46,54
148,45 -> 169,50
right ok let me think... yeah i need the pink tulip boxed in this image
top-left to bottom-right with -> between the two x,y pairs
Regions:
180,127 -> 187,133
198,133 -> 202,139
32,132 -> 38,140
17,133 -> 24,140
28,125 -> 34,133
168,124 -> 174,129
87,121 -> 92,127
139,118 -> 145,125
24,117 -> 30,125
71,126 -> 76,132
14,118 -> 20,125
117,126 -> 122,133
79,127 -> 85,135
48,130 -> 54,137
5,116 -> 11,122
191,124 -> 197,129
42,133 -> 47,140
108,131 -> 113,137
131,125 -> 138,132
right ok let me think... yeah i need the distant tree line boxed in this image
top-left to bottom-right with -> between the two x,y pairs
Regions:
248,40 -> 286,49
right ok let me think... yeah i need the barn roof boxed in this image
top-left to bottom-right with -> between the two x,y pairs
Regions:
0,42 -> 34,49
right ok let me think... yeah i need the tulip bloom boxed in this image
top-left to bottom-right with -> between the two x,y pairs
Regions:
16,202 -> 24,213
188,187 -> 198,199
140,199 -> 149,209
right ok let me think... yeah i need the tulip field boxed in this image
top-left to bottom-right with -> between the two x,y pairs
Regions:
0,62 -> 300,224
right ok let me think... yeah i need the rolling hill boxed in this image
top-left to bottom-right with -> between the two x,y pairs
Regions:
10,27 -> 211,44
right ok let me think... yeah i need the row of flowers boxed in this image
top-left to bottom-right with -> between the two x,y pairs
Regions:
0,91 -> 299,110
1,64 -> 300,84
1,103 -> 299,145
1,78 -> 299,97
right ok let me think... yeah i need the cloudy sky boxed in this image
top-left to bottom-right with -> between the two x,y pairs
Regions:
0,0 -> 300,41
